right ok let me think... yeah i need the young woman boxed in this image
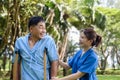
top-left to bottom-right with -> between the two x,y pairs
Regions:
52,28 -> 102,80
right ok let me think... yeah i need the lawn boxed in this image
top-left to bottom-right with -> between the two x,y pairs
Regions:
0,75 -> 120,80
58,75 -> 120,80
97,75 -> 120,80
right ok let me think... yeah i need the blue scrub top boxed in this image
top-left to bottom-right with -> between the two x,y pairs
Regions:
68,48 -> 98,80
12,34 -> 58,80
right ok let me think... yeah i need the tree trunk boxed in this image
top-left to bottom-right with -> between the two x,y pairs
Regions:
59,31 -> 68,60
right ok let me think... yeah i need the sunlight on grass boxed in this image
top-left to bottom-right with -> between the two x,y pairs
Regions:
97,75 -> 120,80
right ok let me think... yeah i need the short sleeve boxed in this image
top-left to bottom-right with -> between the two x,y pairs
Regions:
12,38 -> 21,63
68,57 -> 74,68
78,55 -> 98,74
68,50 -> 82,68
46,38 -> 58,62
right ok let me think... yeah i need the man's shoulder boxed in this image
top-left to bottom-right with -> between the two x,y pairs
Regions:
44,34 -> 54,41
16,35 -> 28,42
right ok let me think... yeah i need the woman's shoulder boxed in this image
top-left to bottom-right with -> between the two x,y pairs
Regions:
89,49 -> 98,59
74,50 -> 82,56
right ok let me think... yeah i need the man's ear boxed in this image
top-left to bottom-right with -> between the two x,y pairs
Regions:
29,26 -> 33,32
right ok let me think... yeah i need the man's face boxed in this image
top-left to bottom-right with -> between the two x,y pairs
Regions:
30,22 -> 46,39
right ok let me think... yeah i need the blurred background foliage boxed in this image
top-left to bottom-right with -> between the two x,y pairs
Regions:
0,0 -> 120,79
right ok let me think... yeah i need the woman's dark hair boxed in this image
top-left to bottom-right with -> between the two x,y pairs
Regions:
81,28 -> 102,47
28,16 -> 45,28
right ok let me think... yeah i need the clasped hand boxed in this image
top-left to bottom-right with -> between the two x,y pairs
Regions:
50,77 -> 59,80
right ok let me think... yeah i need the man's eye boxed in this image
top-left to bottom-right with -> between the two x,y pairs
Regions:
38,26 -> 42,29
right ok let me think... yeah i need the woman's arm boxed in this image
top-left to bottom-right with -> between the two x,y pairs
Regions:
59,60 -> 71,70
52,71 -> 85,80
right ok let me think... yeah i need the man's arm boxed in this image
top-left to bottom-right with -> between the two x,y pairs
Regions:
13,51 -> 21,80
50,60 -> 58,78
13,53 -> 19,80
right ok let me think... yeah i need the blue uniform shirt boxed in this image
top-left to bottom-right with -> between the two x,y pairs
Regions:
68,48 -> 98,80
12,34 -> 58,80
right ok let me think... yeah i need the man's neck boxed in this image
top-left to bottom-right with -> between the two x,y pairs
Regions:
28,36 -> 39,48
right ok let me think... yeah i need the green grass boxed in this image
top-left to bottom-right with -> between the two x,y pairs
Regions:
58,75 -> 120,80
0,75 -> 120,80
97,75 -> 120,80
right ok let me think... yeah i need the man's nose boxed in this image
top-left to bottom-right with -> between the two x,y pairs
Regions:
43,29 -> 46,33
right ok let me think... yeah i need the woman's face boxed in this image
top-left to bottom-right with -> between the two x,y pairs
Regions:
79,32 -> 92,48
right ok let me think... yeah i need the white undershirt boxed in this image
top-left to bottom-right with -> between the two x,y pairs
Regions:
80,51 -> 85,58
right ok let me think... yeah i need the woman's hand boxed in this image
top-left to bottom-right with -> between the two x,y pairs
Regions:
51,77 -> 59,80
58,60 -> 71,69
